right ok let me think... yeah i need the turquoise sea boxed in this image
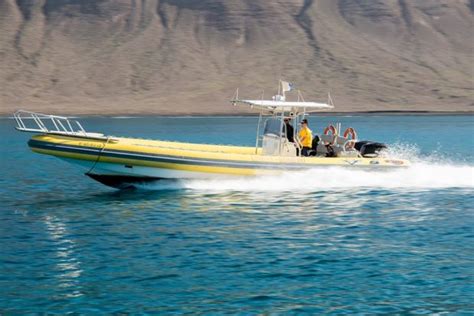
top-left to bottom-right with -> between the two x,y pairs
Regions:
1,115 -> 473,314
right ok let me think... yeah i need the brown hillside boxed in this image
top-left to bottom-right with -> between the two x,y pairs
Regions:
0,0 -> 473,115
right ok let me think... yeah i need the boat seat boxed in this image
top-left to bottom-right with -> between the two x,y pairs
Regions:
338,150 -> 360,157
319,134 -> 336,145
316,141 -> 359,157
335,136 -> 348,146
331,146 -> 359,157
316,144 -> 328,155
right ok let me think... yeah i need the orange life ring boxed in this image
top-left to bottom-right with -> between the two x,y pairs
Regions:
323,125 -> 337,136
343,127 -> 357,149
323,125 -> 337,145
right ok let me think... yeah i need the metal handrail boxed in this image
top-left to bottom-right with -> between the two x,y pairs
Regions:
13,110 -> 107,139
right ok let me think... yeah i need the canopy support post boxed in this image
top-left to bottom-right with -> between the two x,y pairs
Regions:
255,109 -> 263,154
279,111 -> 285,156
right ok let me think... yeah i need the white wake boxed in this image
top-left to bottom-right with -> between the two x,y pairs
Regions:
138,143 -> 474,192
179,163 -> 473,192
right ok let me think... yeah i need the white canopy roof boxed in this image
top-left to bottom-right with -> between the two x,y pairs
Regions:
231,99 -> 334,113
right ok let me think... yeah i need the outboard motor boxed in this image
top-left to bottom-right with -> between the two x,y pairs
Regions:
355,141 -> 387,157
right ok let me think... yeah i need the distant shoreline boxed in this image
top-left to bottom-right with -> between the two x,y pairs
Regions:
2,110 -> 474,118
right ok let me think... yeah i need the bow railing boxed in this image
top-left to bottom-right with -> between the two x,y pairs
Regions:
13,110 -> 106,139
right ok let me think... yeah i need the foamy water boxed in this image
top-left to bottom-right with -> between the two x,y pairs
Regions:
138,143 -> 474,191
136,161 -> 473,192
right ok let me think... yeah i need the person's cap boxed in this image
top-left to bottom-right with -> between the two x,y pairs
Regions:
301,119 -> 308,124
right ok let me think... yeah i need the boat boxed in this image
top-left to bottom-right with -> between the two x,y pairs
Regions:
14,81 -> 409,189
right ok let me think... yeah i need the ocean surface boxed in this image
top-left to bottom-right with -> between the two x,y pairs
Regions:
1,115 -> 473,314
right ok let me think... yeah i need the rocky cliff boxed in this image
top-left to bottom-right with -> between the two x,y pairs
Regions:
0,0 -> 472,114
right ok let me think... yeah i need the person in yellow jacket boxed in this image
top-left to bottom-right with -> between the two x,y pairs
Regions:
298,119 -> 313,156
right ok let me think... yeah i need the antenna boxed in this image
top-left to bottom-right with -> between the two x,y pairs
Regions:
328,91 -> 335,108
298,90 -> 305,102
231,88 -> 239,106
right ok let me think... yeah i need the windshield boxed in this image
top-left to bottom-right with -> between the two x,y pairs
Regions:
263,118 -> 285,137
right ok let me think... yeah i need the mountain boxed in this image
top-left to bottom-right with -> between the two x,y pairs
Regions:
0,0 -> 472,115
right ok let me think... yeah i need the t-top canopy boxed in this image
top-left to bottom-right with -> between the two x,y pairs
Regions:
231,99 -> 334,113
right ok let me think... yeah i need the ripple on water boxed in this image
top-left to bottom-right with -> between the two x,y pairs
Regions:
1,116 -> 474,313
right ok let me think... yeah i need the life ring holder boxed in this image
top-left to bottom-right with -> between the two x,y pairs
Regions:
343,127 -> 357,150
323,125 -> 337,145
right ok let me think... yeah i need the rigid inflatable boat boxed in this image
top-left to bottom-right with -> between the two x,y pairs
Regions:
15,82 -> 409,189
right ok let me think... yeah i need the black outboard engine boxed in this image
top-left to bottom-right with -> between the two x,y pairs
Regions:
355,141 -> 388,157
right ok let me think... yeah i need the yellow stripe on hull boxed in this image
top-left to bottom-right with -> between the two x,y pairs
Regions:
31,147 -> 99,162
97,156 -> 265,176
32,144 -> 276,176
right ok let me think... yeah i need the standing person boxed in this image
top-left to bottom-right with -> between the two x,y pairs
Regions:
298,119 -> 313,156
283,118 -> 294,143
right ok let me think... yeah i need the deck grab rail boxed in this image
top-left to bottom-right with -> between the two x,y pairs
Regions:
13,110 -> 106,138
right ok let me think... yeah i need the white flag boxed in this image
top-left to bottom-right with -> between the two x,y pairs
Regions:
281,81 -> 294,92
